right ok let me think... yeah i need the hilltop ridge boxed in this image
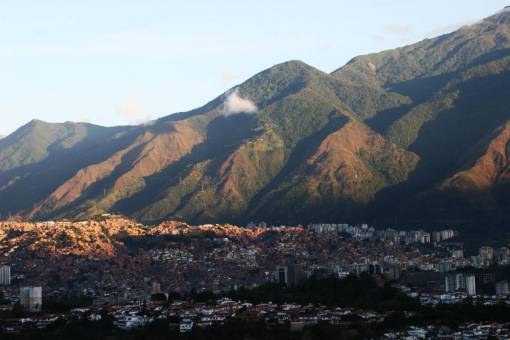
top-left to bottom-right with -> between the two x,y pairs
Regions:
1,9 -> 510,234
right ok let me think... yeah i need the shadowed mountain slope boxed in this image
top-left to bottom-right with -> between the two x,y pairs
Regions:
2,9 -> 510,233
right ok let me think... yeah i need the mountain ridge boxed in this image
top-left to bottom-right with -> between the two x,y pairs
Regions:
2,9 -> 510,235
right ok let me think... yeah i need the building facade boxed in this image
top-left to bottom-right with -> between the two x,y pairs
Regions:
496,281 -> 510,297
20,287 -> 42,312
275,264 -> 305,287
466,275 -> 477,296
0,265 -> 10,286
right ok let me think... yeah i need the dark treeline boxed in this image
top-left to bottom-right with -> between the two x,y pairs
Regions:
0,318 -> 382,340
189,274 -> 418,311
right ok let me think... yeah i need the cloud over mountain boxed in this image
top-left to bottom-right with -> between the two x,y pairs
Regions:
117,100 -> 153,125
2,9 -> 510,235
222,88 -> 257,116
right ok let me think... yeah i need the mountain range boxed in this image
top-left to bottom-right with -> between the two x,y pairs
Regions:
2,9 -> 510,233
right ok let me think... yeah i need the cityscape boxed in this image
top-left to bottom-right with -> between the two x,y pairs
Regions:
1,216 -> 510,338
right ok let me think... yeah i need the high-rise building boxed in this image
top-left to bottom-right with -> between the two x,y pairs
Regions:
151,281 -> 161,295
433,229 -> 455,243
420,232 -> 431,244
20,287 -> 42,312
444,273 -> 466,292
444,273 -> 456,292
479,246 -> 495,267
277,266 -> 287,284
497,247 -> 510,265
466,275 -> 477,296
476,272 -> 496,286
444,271 -> 493,296
275,264 -> 305,287
433,232 -> 442,243
496,281 -> 510,298
441,230 -> 454,240
0,265 -> 10,286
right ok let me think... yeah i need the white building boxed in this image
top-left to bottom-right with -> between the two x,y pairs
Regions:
444,273 -> 466,292
451,249 -> 464,259
20,287 -> 42,312
0,265 -> 10,286
114,315 -> 146,329
466,275 -> 476,296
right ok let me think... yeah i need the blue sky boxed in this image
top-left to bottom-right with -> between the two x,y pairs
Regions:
0,0 -> 508,136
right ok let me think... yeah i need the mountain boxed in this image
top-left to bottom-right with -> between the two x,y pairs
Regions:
1,9 -> 510,234
331,8 -> 510,228
0,120 -> 131,217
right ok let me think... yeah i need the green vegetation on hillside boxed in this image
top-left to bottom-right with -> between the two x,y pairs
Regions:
2,10 -> 510,233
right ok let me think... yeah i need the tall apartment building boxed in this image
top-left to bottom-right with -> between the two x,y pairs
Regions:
445,272 -> 467,292
20,287 -> 42,312
445,270 -> 496,296
151,281 -> 161,295
0,265 -> 10,286
276,264 -> 305,287
466,275 -> 477,296
433,230 -> 455,243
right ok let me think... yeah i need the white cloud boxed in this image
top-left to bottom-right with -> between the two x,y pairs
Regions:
222,88 -> 257,116
117,101 -> 153,125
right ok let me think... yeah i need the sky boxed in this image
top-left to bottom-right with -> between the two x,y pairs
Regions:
0,0 -> 508,136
